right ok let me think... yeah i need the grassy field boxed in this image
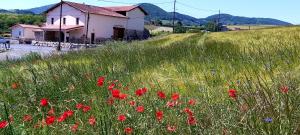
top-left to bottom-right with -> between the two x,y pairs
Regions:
1,26 -> 300,134
227,25 -> 277,30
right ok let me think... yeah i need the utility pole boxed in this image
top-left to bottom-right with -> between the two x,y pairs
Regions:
57,0 -> 63,51
85,11 -> 90,48
217,9 -> 220,32
172,0 -> 176,33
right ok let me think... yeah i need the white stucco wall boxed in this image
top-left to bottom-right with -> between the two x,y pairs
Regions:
11,26 -> 24,39
46,4 -> 86,26
88,14 -> 127,39
11,26 -> 36,39
126,8 -> 145,31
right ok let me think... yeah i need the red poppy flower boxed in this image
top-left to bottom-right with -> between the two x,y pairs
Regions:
129,100 -> 136,106
187,116 -> 197,125
112,89 -> 120,98
107,97 -> 114,105
40,98 -> 48,107
228,89 -> 237,99
23,115 -> 32,122
171,93 -> 180,101
280,86 -> 289,94
136,106 -> 145,113
46,116 -> 56,125
156,111 -> 163,121
157,91 -> 166,99
71,123 -> 79,132
11,82 -> 19,89
57,115 -> 67,122
166,101 -> 176,108
0,120 -> 8,129
82,105 -> 91,113
76,103 -> 84,109
89,116 -> 96,126
124,127 -> 133,134
167,125 -> 176,132
118,114 -> 126,122
48,108 -> 55,115
188,99 -> 196,106
135,88 -> 147,96
97,76 -> 105,87
108,83 -> 115,91
183,108 -> 194,116
64,110 -> 74,117
118,93 -> 127,99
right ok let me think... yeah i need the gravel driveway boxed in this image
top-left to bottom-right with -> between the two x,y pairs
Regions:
0,44 -> 70,61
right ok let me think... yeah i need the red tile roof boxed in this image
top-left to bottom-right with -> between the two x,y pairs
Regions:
11,24 -> 41,29
45,1 -> 127,18
105,5 -> 148,15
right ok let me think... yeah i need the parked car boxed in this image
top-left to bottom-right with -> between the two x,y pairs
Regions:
0,37 -> 10,44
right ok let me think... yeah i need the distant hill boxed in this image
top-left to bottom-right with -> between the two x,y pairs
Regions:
26,4 -> 55,14
1,3 -> 292,26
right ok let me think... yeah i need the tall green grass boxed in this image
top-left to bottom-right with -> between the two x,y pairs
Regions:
0,26 -> 300,134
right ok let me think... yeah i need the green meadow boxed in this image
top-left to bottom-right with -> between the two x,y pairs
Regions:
1,26 -> 300,134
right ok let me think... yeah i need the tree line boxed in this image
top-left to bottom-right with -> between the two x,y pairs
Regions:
0,14 -> 45,34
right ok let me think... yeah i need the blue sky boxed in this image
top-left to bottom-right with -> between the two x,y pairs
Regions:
1,0 -> 299,24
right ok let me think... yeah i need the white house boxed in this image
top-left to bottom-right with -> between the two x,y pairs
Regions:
11,24 -> 42,40
40,1 -> 147,43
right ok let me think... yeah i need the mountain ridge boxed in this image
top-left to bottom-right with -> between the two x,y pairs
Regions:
0,3 -> 292,26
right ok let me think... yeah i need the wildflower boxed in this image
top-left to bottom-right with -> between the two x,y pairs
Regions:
136,106 -> 145,113
171,93 -> 180,101
108,83 -> 115,91
89,116 -> 96,126
124,127 -> 133,134
71,123 -> 79,132
23,115 -> 32,122
9,114 -> 14,123
0,120 -> 8,129
167,125 -> 176,132
166,101 -> 176,108
82,105 -> 91,113
76,103 -> 84,109
11,82 -> 19,89
129,101 -> 136,106
107,97 -> 114,105
187,116 -> 197,125
118,114 -> 126,122
112,89 -> 120,98
188,99 -> 196,106
183,108 -> 193,116
264,117 -> 273,123
40,98 -> 48,107
57,115 -> 67,122
97,76 -> 105,87
135,87 -> 147,96
118,93 -> 127,99
48,108 -> 55,115
157,91 -> 166,99
45,116 -> 56,125
156,111 -> 163,121
228,89 -> 237,99
280,86 -> 289,94
64,110 -> 74,117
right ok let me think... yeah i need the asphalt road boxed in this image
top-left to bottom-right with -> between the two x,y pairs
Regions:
0,44 -> 70,61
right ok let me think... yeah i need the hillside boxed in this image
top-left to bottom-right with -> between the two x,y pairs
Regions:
1,3 -> 292,26
1,26 -> 300,134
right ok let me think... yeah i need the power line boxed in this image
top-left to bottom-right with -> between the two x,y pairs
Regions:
176,1 -> 219,13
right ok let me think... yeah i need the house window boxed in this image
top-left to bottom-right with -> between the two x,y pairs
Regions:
51,18 -> 54,24
76,18 -> 80,25
63,18 -> 66,25
19,31 -> 21,36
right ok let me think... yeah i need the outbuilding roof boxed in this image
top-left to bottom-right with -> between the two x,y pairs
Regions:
11,24 -> 41,29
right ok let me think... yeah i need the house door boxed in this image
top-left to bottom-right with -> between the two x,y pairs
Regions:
91,33 -> 95,44
113,27 -> 125,40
